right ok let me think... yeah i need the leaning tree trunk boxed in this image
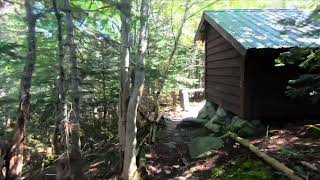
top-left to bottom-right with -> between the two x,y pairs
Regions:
119,0 -> 132,170
153,0 -> 190,119
2,0 -> 36,179
122,0 -> 149,179
64,0 -> 84,179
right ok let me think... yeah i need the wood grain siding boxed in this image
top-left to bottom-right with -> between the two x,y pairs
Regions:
202,21 -> 320,120
206,26 -> 242,115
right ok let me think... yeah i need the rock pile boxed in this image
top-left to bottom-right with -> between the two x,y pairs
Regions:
183,101 -> 264,159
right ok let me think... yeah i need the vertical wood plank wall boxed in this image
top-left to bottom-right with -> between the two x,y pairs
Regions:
205,26 -> 242,115
204,24 -> 320,119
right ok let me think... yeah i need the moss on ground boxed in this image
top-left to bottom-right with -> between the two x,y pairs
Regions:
212,158 -> 289,180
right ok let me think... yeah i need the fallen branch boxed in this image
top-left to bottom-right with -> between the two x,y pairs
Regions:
228,132 -> 303,180
136,133 -> 151,156
301,161 -> 319,172
155,112 -> 163,123
305,125 -> 320,136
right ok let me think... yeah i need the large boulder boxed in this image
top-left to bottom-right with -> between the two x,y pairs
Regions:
188,136 -> 224,159
189,127 -> 212,138
197,101 -> 217,120
204,114 -> 225,133
216,106 -> 227,117
228,116 -> 247,131
227,116 -> 259,137
204,106 -> 231,134
177,117 -> 208,129
204,123 -> 221,133
206,113 -> 226,125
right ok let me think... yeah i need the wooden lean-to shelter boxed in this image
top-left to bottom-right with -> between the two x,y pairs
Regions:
195,9 -> 320,119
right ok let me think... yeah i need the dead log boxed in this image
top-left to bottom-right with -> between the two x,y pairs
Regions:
305,125 -> 320,137
301,161 -> 319,172
228,132 -> 303,180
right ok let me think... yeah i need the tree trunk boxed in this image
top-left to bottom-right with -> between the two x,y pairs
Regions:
52,0 -> 66,156
52,0 -> 70,179
64,0 -> 85,178
119,0 -> 132,169
2,0 -> 36,179
122,0 -> 148,179
102,70 -> 107,122
153,0 -> 191,119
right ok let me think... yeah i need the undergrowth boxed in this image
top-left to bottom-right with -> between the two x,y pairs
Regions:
212,158 -> 289,180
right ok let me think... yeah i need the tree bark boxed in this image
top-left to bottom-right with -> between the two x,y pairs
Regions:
2,0 -> 36,179
153,0 -> 191,119
52,0 -> 71,179
64,0 -> 85,179
52,0 -> 66,156
122,0 -> 149,179
119,0 -> 132,169
65,0 -> 81,159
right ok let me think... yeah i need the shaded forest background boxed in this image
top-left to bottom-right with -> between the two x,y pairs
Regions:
0,0 -> 319,179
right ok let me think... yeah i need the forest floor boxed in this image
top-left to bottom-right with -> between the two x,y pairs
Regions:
143,101 -> 216,180
142,101 -> 320,180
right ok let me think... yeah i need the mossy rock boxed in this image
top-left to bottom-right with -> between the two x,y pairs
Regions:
188,136 -> 224,159
204,114 -> 225,132
197,101 -> 217,119
177,117 -> 209,129
205,123 -> 222,133
228,116 -> 247,131
227,116 -> 257,137
189,127 -> 212,138
216,106 -> 227,117
203,106 -> 230,134
207,114 -> 225,125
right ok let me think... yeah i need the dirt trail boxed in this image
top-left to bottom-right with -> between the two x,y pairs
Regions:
144,101 -> 209,180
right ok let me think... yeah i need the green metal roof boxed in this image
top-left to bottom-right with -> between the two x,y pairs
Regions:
196,9 -> 320,51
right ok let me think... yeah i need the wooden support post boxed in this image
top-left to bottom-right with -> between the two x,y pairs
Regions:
179,89 -> 189,111
171,91 -> 177,110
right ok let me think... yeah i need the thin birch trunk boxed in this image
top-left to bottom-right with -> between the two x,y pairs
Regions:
2,0 -> 36,179
119,0 -> 131,168
153,0 -> 190,118
122,0 -> 149,179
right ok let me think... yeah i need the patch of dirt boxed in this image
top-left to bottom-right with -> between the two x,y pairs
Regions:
143,119 -> 191,179
250,126 -> 320,179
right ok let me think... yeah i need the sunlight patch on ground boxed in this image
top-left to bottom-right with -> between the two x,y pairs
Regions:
166,101 -> 206,121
